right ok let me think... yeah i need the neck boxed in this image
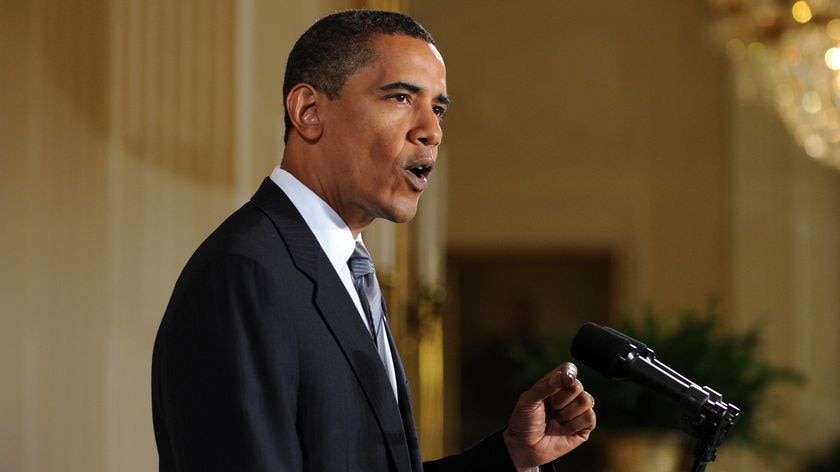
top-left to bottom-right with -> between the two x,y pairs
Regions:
280,153 -> 373,239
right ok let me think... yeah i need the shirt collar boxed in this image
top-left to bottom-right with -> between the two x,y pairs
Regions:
269,166 -> 360,272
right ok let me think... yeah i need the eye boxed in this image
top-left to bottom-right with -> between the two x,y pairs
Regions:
391,94 -> 410,103
433,105 -> 447,119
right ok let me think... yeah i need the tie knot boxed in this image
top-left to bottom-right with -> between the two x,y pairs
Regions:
348,241 -> 375,279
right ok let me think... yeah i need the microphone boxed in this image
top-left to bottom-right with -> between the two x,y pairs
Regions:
570,322 -> 739,422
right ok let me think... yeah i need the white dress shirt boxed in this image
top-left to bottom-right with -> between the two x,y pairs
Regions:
270,166 -> 399,400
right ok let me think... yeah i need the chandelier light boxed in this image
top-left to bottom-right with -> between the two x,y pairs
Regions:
710,0 -> 840,171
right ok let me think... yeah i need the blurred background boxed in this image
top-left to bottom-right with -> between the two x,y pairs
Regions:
2,0 -> 839,471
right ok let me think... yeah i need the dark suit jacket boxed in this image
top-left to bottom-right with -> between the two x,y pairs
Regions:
152,178 -> 516,471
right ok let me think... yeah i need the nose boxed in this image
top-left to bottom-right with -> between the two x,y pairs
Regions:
408,107 -> 442,147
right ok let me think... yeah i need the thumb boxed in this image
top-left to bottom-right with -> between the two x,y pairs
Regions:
518,362 -> 578,407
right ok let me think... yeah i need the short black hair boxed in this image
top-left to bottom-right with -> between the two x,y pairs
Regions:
282,9 -> 436,142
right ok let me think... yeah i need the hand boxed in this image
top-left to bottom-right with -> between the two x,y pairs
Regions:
502,362 -> 596,471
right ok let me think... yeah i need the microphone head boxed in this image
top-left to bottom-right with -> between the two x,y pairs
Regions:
570,322 -> 634,379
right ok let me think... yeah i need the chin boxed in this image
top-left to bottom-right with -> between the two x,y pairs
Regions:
383,211 -> 417,224
380,202 -> 419,224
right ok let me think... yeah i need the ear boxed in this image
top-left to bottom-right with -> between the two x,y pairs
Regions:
286,84 -> 323,142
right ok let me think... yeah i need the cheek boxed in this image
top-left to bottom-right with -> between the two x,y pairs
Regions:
347,116 -> 408,183
374,129 -> 408,166
356,137 -> 400,177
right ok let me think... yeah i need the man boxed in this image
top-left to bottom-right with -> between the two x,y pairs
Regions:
152,9 -> 596,471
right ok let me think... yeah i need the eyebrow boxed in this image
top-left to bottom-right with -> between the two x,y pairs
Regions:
380,81 -> 451,107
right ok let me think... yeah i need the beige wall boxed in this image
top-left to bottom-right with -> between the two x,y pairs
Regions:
0,1 -> 348,470
411,0 -> 729,312
728,88 -> 840,469
2,0 -> 840,471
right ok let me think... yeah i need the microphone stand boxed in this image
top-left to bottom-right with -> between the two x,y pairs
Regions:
683,389 -> 740,472
631,354 -> 741,472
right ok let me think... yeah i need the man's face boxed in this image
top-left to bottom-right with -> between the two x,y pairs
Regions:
315,34 -> 448,230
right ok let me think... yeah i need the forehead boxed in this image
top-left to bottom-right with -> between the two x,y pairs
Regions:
353,34 -> 447,91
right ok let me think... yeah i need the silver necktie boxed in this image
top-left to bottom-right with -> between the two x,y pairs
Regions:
348,241 -> 386,348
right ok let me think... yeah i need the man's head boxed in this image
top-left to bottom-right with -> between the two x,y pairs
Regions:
283,10 -> 436,142
281,10 -> 449,236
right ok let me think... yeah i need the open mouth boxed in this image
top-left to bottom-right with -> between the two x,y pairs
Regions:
408,164 -> 432,179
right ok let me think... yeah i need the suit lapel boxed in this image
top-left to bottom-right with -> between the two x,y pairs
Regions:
250,178 -> 414,471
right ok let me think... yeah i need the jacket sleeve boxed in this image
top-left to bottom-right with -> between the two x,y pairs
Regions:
422,430 -> 516,472
422,430 -> 563,472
